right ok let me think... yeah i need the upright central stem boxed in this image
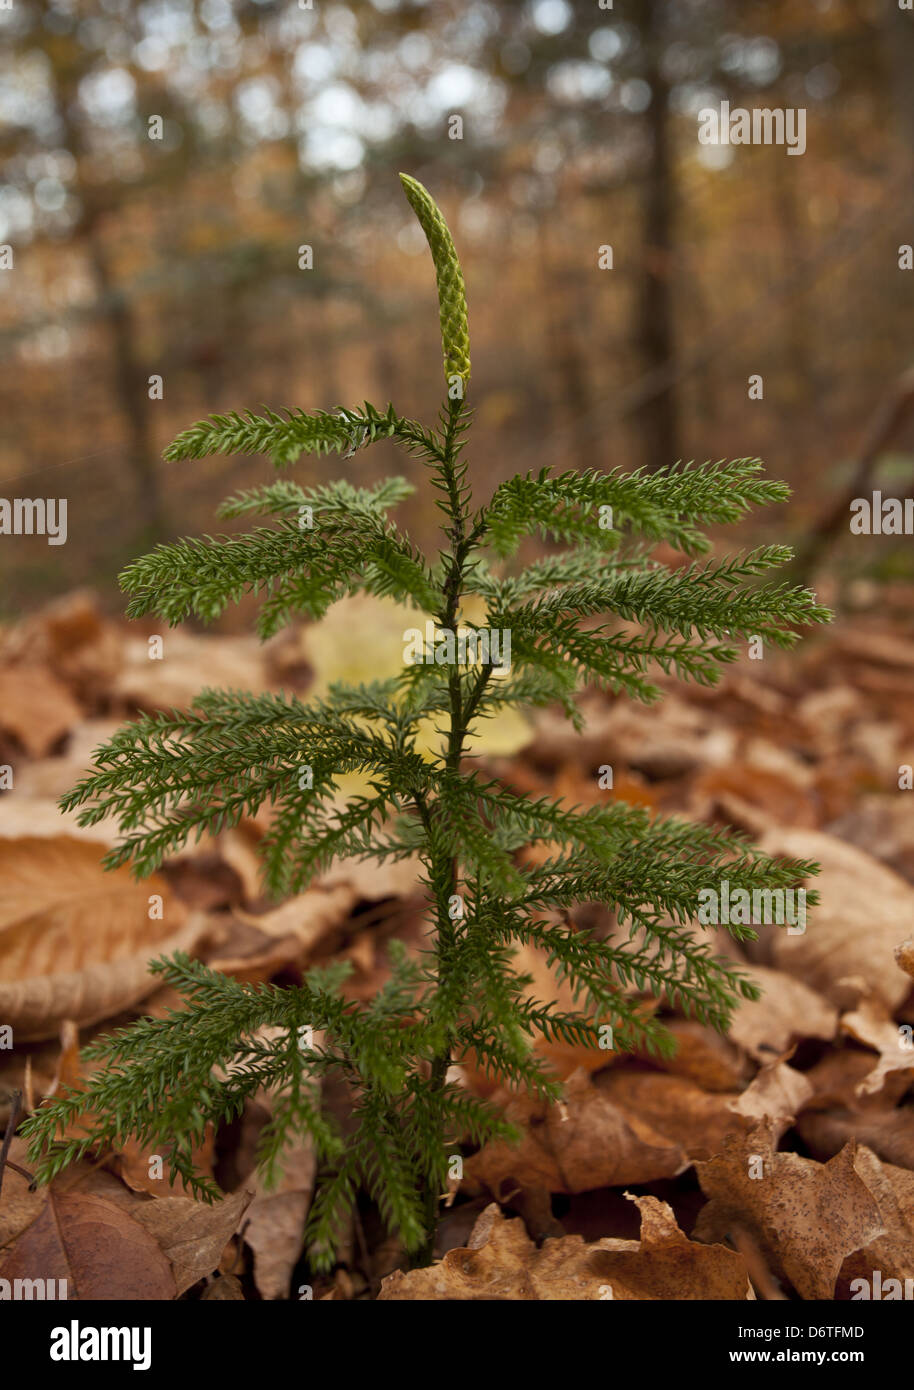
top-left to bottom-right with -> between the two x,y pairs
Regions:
414,399 -> 472,1267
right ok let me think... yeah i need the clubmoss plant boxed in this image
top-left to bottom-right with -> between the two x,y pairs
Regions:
23,176 -> 830,1270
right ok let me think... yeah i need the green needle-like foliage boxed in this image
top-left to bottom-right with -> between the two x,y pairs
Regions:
23,176 -> 832,1273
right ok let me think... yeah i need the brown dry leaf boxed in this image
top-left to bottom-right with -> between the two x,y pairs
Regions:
803,1048 -> 910,1112
648,1019 -> 750,1092
130,1189 -> 253,1297
725,1060 -> 814,1141
693,1125 -> 884,1300
213,829 -> 264,905
463,1067 -> 686,1198
0,836 -> 209,1039
35,1019 -> 103,1144
113,630 -> 269,713
208,855 -> 424,980
586,1194 -> 753,1300
201,1273 -> 245,1300
12,719 -> 123,800
0,1189 -> 177,1299
594,1068 -> 741,1160
201,918 -> 318,985
756,829 -> 914,1011
828,795 -> 914,879
527,693 -> 730,782
115,1128 -> 216,1197
798,1106 -> 914,1170
316,854 -> 422,899
379,1204 -> 572,1300
895,938 -> 914,982
0,1136 -> 47,1252
838,1147 -> 914,1295
232,885 -> 359,949
728,964 -> 838,1062
795,685 -> 862,748
0,666 -> 82,758
833,626 -> 914,671
514,940 -> 616,1080
841,997 -> 914,1098
690,761 -> 818,834
0,592 -> 124,706
379,1198 -> 750,1301
242,1141 -> 317,1300
0,795 -> 118,844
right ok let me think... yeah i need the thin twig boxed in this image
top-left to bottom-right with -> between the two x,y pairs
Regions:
5,1161 -> 36,1189
0,1090 -> 23,1201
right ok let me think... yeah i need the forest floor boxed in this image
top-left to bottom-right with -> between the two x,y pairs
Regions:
1,585 -> 914,1301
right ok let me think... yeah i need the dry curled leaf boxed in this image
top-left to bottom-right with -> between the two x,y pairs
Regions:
113,631 -> 269,714
725,1060 -> 814,1142
840,997 -> 914,1098
463,1068 -> 686,1198
130,1189 -> 253,1297
646,1019 -> 750,1092
694,1125 -> 884,1300
114,1128 -> 216,1197
0,836 -> 208,1039
242,1141 -> 317,1300
0,1189 -> 177,1300
379,1198 -> 751,1301
0,1155 -> 251,1300
757,828 -> 914,1011
838,1147 -> 914,1296
728,964 -> 838,1062
594,1068 -> 741,1161
0,795 -> 118,844
0,665 -> 82,759
798,1105 -> 914,1170
587,1194 -> 753,1300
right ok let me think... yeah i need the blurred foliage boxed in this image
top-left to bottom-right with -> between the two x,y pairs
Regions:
1,0 -> 914,615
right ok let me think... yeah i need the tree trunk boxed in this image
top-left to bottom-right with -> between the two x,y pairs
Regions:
633,0 -> 677,473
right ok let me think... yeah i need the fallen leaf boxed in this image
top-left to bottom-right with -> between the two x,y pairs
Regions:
0,666 -> 82,759
648,1019 -> 750,1092
725,1060 -> 813,1141
0,1190 -> 176,1299
12,719 -> 123,800
242,1140 -> 316,1300
130,1189 -> 253,1297
113,631 -> 269,714
756,829 -> 914,1011
463,1068 -> 686,1197
587,1194 -> 753,1300
803,1048 -> 908,1111
694,1126 -> 884,1300
594,1068 -> 740,1160
114,1127 -> 216,1197
0,796 -> 118,844
838,1147 -> 914,1296
0,1136 -> 46,1252
798,1106 -> 914,1170
379,1198 -> 751,1300
840,996 -> 914,1098
0,836 -> 208,1039
0,592 -> 123,706
728,964 -> 838,1061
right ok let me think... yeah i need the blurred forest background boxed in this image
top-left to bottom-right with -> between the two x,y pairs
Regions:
2,0 -> 914,617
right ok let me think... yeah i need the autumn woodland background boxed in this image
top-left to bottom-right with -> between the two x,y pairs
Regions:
3,0 -> 914,605
3,0 -> 914,1305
